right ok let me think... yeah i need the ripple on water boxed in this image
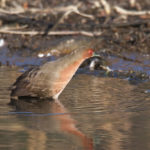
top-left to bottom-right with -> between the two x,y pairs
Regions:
0,63 -> 150,150
61,74 -> 150,114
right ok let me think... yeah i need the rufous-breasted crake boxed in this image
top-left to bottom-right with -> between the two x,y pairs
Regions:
11,47 -> 98,101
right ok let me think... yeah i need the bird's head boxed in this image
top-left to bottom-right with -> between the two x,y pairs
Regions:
82,48 -> 99,59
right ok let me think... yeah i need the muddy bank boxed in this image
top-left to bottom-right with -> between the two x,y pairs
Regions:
0,0 -> 150,53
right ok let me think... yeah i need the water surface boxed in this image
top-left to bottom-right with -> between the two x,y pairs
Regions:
0,67 -> 150,150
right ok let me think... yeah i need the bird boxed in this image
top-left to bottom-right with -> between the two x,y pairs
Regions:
10,47 -> 98,102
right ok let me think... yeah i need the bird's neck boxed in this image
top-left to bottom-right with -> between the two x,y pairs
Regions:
51,53 -> 86,99
61,56 -> 84,77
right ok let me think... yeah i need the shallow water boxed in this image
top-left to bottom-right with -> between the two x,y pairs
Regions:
108,52 -> 150,75
0,67 -> 150,150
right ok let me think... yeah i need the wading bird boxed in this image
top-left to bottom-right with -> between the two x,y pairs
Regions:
10,47 -> 97,102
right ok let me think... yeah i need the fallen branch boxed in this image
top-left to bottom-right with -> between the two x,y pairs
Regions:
52,5 -> 94,31
100,0 -> 111,15
0,28 -> 102,37
0,0 -> 6,7
0,4 -> 94,19
0,4 -> 94,33
129,0 -> 136,7
114,6 -> 150,16
0,8 -> 25,14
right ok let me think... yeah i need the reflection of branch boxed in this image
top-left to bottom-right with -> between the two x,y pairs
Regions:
114,6 -> 150,16
0,28 -> 102,37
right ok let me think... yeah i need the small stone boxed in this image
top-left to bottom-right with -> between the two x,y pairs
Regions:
0,39 -> 5,47
38,53 -> 44,58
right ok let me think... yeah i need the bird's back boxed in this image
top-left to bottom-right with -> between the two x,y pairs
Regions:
11,62 -> 57,99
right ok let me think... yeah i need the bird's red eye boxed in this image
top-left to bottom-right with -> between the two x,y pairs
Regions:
88,49 -> 94,55
83,48 -> 94,58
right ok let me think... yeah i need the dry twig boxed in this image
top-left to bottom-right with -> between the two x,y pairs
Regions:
129,0 -> 136,7
52,4 -> 94,32
0,4 -> 94,19
50,5 -> 94,31
100,0 -> 111,15
0,28 -> 101,37
114,6 -> 150,16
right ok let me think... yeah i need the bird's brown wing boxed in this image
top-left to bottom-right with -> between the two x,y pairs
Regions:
11,67 -> 37,97
11,67 -> 54,98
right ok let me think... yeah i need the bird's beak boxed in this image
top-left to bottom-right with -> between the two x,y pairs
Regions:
93,52 -> 100,57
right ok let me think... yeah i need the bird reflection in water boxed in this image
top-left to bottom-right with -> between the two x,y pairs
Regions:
13,98 -> 93,150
